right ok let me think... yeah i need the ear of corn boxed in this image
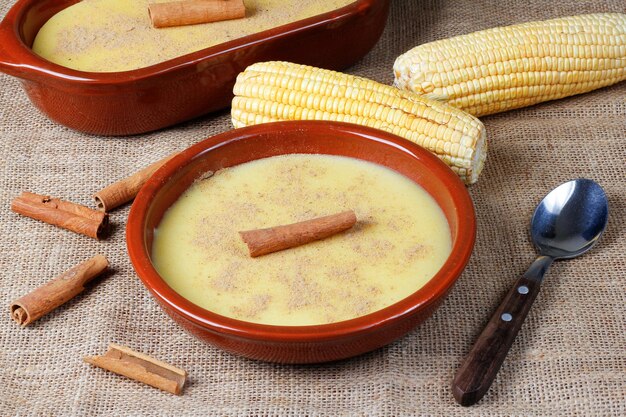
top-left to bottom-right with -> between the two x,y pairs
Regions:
393,13 -> 626,116
231,61 -> 487,185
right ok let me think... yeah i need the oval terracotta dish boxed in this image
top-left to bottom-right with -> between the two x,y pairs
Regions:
126,121 -> 476,364
0,0 -> 389,136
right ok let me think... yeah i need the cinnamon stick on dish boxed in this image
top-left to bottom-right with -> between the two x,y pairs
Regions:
148,0 -> 246,28
93,153 -> 176,212
84,343 -> 187,395
239,210 -> 357,257
9,254 -> 109,326
11,192 -> 109,239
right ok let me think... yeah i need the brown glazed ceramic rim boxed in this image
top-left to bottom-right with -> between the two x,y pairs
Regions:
127,121 -> 476,343
0,0 -> 376,84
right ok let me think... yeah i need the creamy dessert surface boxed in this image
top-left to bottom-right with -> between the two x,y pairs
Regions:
152,154 -> 452,326
32,0 -> 355,72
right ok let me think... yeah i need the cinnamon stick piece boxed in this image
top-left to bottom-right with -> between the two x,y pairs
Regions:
11,192 -> 109,239
148,0 -> 245,28
9,254 -> 109,326
84,343 -> 187,395
239,210 -> 357,257
94,153 -> 176,212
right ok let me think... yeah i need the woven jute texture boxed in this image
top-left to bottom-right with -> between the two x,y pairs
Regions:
1,0 -> 625,415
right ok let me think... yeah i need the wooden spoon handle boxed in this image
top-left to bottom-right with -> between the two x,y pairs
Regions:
452,256 -> 552,406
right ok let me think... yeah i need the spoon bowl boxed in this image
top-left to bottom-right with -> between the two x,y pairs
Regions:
532,179 -> 609,259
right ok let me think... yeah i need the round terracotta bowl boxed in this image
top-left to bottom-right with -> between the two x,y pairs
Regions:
127,121 -> 476,364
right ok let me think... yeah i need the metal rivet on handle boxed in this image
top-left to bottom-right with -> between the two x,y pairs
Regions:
501,313 -> 513,322
518,285 -> 529,294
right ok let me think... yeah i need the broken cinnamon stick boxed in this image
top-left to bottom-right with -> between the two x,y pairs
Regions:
11,192 -> 108,239
148,0 -> 245,29
84,343 -> 187,395
239,210 -> 357,257
9,254 -> 109,326
94,153 -> 176,212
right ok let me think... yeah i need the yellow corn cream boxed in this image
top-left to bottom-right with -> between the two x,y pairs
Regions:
151,154 -> 452,326
32,0 -> 354,72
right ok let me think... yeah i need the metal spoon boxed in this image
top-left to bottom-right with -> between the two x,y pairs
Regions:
452,179 -> 609,406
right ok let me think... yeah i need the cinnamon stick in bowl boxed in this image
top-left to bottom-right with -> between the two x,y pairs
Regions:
239,210 -> 357,257
9,254 -> 109,326
149,0 -> 246,29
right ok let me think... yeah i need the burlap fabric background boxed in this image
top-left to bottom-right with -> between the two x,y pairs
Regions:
1,0 -> 624,415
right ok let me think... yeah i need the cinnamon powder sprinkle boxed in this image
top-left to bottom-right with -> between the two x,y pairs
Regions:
151,154 -> 452,325
33,0 -> 356,72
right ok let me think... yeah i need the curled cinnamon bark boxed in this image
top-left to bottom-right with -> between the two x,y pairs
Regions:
84,343 -> 187,395
9,254 -> 109,326
94,153 -> 176,212
239,210 -> 357,257
11,192 -> 108,239
148,0 -> 245,28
